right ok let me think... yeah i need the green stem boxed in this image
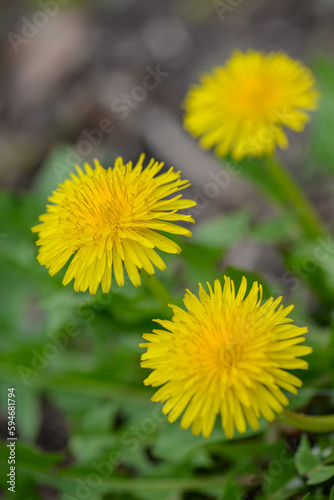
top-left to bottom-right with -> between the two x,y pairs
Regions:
278,409 -> 334,433
264,156 -> 325,240
141,271 -> 173,310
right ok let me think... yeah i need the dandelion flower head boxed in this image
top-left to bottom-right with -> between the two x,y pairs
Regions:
141,277 -> 312,438
184,50 -> 320,160
32,154 -> 196,293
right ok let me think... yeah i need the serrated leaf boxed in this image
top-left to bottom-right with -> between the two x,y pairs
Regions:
295,435 -> 320,475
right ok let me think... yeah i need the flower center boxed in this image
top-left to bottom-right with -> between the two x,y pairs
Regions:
61,178 -> 144,243
228,74 -> 284,119
217,342 -> 241,370
197,323 -> 247,378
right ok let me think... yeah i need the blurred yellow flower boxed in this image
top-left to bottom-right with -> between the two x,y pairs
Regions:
184,50 -> 320,160
32,154 -> 196,294
141,276 -> 312,438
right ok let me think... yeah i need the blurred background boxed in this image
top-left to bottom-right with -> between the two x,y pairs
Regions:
1,1 -> 334,499
2,0 -> 334,273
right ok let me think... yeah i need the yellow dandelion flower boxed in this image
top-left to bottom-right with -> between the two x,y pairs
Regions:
140,276 -> 312,439
183,50 -> 320,160
32,154 -> 196,294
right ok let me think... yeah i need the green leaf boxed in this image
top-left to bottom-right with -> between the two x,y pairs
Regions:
181,242 -> 223,286
81,401 -> 119,434
330,486 -> 334,500
295,435 -> 320,475
14,386 -> 40,441
191,210 -> 252,250
307,464 -> 334,485
0,441 -> 63,474
262,451 -> 300,497
218,475 -> 241,500
252,212 -> 299,243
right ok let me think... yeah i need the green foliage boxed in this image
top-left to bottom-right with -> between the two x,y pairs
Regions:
294,434 -> 334,491
218,476 -> 242,500
295,435 -> 321,475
